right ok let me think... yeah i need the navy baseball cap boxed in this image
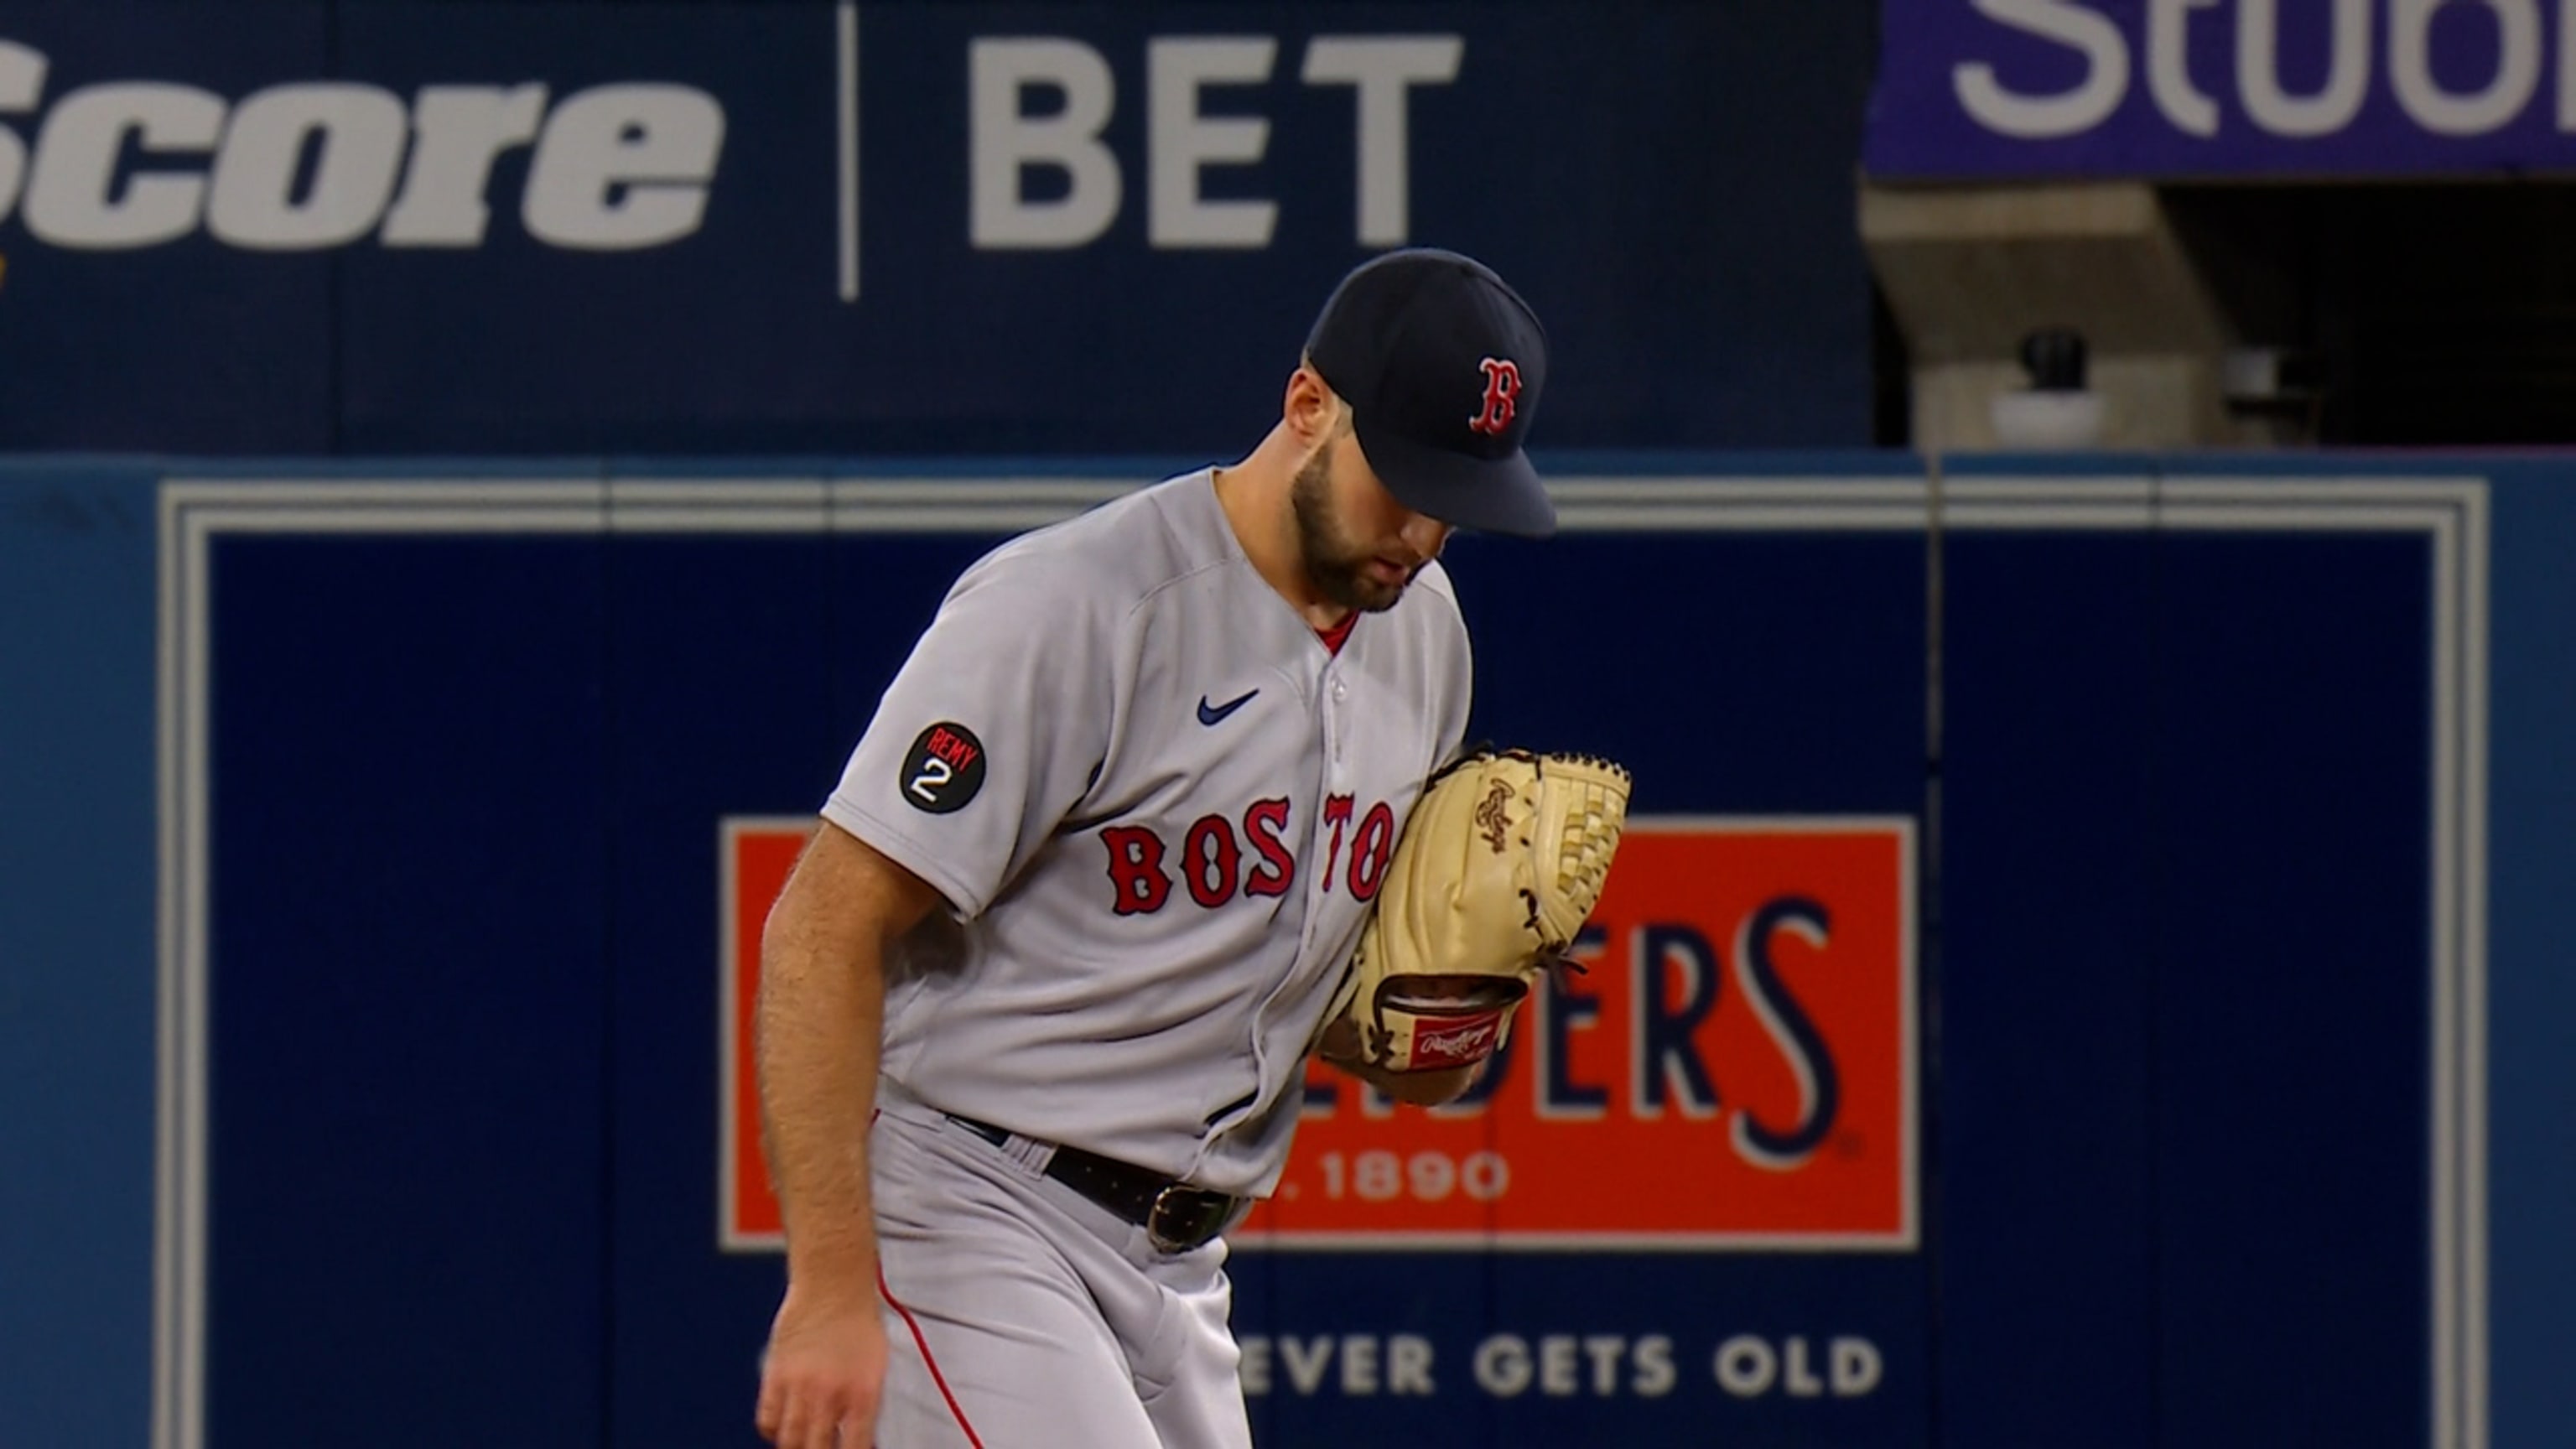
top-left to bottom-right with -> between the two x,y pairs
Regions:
1304,247 -> 1556,539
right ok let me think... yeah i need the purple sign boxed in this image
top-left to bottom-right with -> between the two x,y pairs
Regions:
1867,0 -> 2576,179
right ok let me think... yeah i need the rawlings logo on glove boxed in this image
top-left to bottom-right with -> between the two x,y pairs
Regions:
1316,747 -> 1633,1074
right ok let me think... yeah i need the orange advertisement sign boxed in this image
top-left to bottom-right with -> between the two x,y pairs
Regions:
720,818 -> 808,1250
1239,818 -> 1918,1250
719,817 -> 1916,1253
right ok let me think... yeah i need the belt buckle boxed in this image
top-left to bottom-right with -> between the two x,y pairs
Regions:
1145,1185 -> 1233,1254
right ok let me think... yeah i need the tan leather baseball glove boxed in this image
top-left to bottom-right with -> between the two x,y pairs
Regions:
1316,747 -> 1632,1073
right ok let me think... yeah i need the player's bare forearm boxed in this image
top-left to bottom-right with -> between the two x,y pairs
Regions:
755,821 -> 939,1292
754,826 -> 943,1446
756,947 -> 881,1289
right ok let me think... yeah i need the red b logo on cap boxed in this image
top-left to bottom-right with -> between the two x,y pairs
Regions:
1468,357 -> 1521,436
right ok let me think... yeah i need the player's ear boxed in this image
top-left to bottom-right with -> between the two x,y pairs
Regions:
1284,362 -> 1342,447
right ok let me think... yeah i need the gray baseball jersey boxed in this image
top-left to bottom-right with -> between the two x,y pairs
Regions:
823,469 -> 1472,1197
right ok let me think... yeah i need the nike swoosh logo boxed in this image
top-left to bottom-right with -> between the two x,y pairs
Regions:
1197,688 -> 1259,726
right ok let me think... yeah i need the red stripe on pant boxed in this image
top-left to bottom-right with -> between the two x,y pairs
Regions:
877,1265 -> 987,1449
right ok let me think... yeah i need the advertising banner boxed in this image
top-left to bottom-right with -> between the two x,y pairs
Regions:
158,475 -> 2468,1448
1868,0 -> 2576,179
723,818 -> 1919,1251
0,1 -> 1875,453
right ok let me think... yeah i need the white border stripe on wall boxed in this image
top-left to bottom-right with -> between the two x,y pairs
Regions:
835,2 -> 860,304
2461,493 -> 2490,1449
151,473 -> 2489,1449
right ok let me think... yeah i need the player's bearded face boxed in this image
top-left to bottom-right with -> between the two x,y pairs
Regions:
1291,439 -> 1436,613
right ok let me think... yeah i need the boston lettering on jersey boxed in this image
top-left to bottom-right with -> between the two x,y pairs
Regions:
1103,792 -> 1396,913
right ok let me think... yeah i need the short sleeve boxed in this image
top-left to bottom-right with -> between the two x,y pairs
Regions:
822,548 -> 1118,919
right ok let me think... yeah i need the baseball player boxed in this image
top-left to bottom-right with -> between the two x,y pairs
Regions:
753,249 -> 1562,1449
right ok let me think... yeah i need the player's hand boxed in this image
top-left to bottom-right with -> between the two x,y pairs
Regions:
756,1282 -> 889,1449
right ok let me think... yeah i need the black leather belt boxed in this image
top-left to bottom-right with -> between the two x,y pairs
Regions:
946,1114 -> 1245,1254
